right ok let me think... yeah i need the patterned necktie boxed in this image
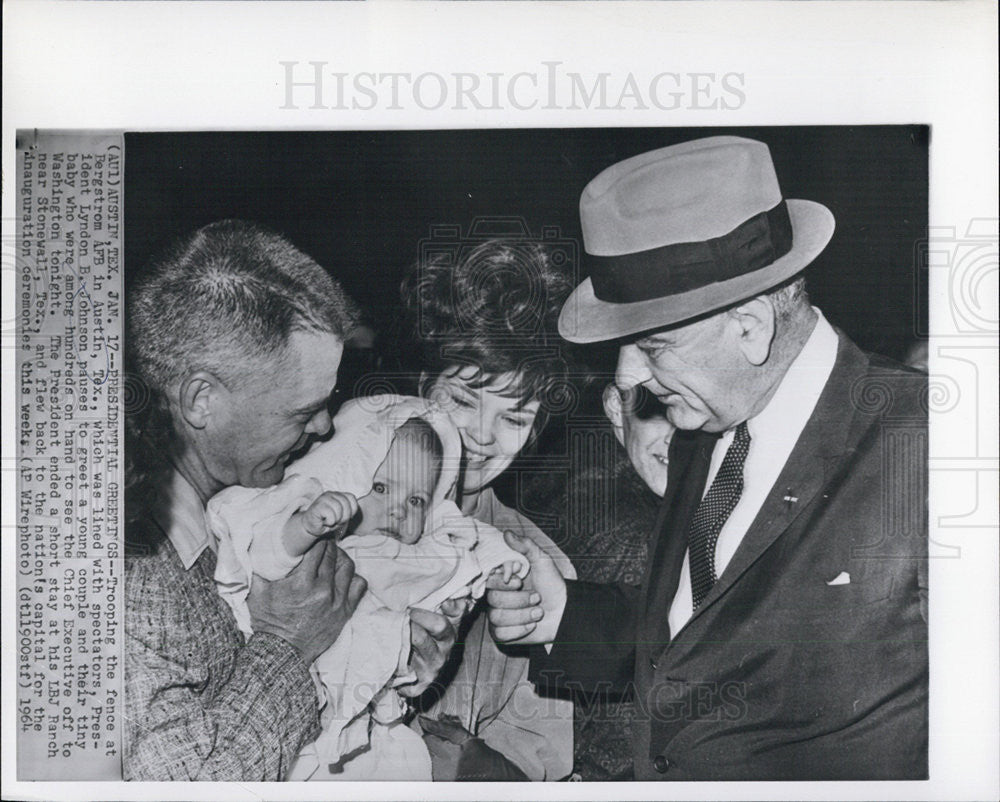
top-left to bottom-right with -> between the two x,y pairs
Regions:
688,421 -> 751,609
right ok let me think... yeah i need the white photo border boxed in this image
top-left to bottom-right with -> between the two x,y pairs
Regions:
3,2 -> 997,801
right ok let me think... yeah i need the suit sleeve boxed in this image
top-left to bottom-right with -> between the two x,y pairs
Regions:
476,525 -> 576,780
529,579 -> 640,694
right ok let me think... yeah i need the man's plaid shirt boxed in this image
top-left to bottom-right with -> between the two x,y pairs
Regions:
124,470 -> 320,780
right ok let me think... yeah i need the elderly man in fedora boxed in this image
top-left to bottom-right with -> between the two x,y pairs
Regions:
486,137 -> 928,780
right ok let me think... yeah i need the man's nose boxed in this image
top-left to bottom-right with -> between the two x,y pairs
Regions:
616,344 -> 653,390
304,406 -> 333,437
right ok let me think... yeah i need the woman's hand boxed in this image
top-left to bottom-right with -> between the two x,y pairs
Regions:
439,595 -> 475,627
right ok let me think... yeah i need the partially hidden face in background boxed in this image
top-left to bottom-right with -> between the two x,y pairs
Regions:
427,366 -> 540,498
352,425 -> 440,545
604,382 -> 675,497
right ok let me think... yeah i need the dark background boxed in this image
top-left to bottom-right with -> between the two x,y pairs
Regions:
124,126 -> 929,367
124,126 -> 930,561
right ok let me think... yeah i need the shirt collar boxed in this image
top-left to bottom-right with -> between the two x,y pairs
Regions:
744,308 -> 839,445
151,468 -> 214,570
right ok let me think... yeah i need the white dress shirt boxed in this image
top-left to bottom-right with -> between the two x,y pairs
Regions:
667,310 -> 839,637
153,467 -> 214,570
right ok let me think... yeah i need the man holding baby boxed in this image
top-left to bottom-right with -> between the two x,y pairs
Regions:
123,220 -> 460,780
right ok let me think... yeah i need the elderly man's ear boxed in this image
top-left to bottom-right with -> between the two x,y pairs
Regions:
602,383 -> 627,448
729,296 -> 777,366
178,371 -> 227,430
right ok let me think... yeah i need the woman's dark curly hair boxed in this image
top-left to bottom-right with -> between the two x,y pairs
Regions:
401,238 -> 575,431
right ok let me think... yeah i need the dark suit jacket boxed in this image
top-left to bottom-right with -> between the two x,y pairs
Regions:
532,332 -> 928,780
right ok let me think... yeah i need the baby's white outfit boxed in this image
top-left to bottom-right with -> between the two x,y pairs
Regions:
206,395 -> 527,781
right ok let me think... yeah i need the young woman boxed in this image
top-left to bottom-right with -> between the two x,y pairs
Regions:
401,238 -> 576,781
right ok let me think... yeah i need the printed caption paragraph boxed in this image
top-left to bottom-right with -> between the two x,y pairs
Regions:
16,131 -> 124,781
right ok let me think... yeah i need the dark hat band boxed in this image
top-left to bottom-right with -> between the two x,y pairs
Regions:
588,200 -> 793,304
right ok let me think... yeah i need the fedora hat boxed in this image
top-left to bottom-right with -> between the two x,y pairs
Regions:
558,136 -> 835,343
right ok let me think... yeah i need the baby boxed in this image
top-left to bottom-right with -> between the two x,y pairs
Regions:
206,395 -> 527,781
283,415 -> 441,553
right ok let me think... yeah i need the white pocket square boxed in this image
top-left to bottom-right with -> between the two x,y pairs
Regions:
826,571 -> 851,586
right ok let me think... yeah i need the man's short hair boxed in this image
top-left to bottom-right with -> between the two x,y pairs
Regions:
766,276 -> 810,325
129,219 -> 360,396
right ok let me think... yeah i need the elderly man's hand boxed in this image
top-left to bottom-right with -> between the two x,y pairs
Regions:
399,599 -> 469,698
485,531 -> 567,645
248,541 -> 366,665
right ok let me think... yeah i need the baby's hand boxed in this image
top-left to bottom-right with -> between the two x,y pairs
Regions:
301,491 -> 359,538
499,559 -> 521,585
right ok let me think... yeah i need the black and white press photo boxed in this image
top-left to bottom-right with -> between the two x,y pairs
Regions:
116,127 -> 929,782
6,3 -> 998,800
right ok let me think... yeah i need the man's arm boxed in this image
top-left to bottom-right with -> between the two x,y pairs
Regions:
486,532 -> 640,694
124,551 -> 320,780
125,626 -> 320,781
125,535 -> 364,780
529,579 -> 639,693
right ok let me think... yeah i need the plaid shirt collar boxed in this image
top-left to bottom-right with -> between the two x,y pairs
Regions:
152,468 -> 214,570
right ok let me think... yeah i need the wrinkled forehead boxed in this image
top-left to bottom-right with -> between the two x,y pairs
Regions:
258,329 -> 343,388
616,311 -> 727,386
633,311 -> 722,350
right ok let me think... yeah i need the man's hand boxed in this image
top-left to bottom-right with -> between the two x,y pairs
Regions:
485,531 -> 567,645
248,541 -> 366,664
399,605 -> 462,698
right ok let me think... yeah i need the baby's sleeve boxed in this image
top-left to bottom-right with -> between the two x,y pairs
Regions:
207,475 -> 326,634
210,474 -> 326,580
465,520 -> 530,599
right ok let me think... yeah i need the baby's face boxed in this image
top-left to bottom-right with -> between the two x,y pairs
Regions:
353,433 -> 437,545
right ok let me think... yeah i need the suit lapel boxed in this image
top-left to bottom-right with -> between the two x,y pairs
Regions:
682,333 -> 873,625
